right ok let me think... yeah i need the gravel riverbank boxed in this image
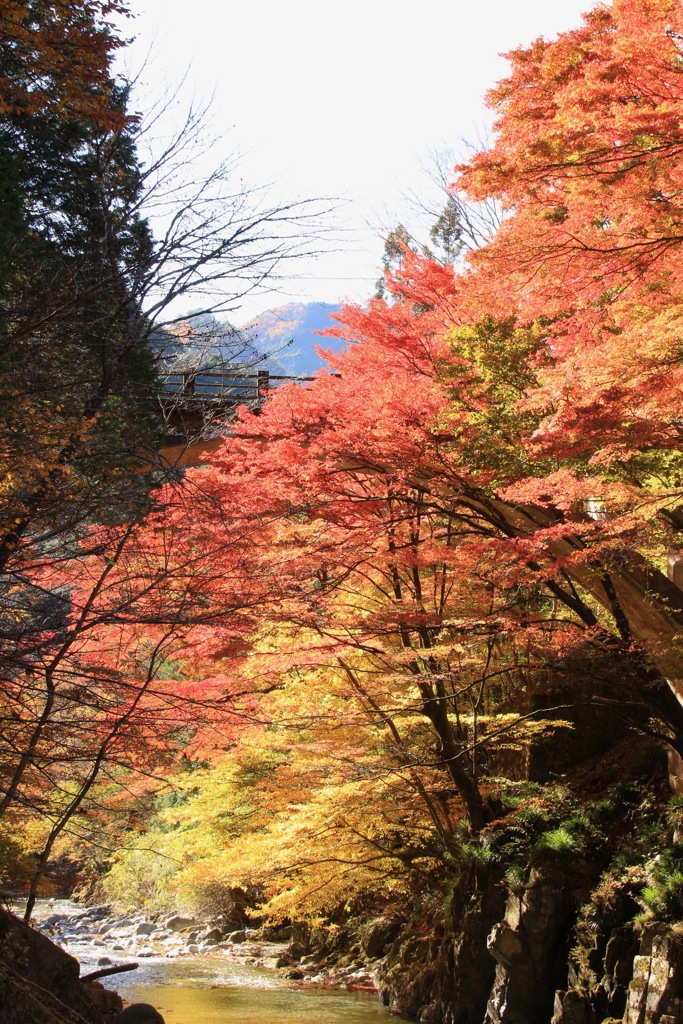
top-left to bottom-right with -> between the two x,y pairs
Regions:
29,901 -> 378,994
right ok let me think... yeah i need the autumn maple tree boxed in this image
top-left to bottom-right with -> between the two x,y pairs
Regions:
5,0 -> 683,931
94,0 -> 683,920
450,0 -> 683,745
0,468 -> 283,914
456,0 -> 683,535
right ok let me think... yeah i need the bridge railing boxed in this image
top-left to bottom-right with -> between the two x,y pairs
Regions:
160,370 -> 317,402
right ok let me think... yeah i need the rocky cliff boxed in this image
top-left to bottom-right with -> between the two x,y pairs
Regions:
366,742 -> 683,1024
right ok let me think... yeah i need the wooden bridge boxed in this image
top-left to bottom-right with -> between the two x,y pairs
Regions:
160,369 -> 316,442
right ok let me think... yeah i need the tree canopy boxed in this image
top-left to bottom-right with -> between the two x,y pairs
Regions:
3,0 -> 683,935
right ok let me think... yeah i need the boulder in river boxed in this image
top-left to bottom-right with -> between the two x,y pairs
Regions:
0,906 -> 101,1023
165,915 -> 196,932
111,1004 -> 165,1023
43,912 -> 69,929
83,980 -> 123,1015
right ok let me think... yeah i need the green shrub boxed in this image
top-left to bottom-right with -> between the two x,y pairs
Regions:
640,845 -> 683,920
505,864 -> 527,893
534,826 -> 579,857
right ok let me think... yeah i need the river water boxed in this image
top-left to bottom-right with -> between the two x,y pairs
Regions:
21,899 -> 400,1024
114,957 -> 395,1024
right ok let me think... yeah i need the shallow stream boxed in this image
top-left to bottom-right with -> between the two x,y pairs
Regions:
20,899 -> 399,1024
113,957 -> 394,1024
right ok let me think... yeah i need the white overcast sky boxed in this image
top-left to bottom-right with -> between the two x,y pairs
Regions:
120,0 -> 595,323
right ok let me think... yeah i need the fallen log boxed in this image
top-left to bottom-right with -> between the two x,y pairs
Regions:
81,962 -> 139,984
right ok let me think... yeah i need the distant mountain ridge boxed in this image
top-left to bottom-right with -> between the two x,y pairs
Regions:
152,301 -> 345,378
239,301 -> 344,377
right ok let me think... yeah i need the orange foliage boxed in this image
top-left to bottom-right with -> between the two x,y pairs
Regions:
0,0 -> 128,125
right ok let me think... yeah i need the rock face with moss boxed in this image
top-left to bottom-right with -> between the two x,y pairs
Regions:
374,880 -> 683,1024
622,930 -> 683,1024
485,873 -> 572,1024
375,870 -> 506,1024
365,741 -> 683,1024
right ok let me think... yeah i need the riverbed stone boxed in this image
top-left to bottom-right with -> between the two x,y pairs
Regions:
136,922 -> 155,936
227,929 -> 247,943
115,916 -> 134,928
44,912 -> 69,928
165,914 -> 196,931
71,907 -> 93,920
199,927 -> 223,946
111,1003 -> 165,1023
86,905 -> 111,919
